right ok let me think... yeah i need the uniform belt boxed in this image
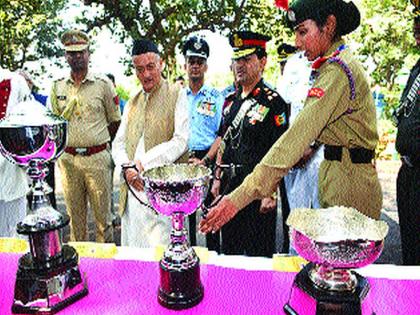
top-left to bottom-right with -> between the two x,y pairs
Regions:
401,155 -> 420,168
324,145 -> 374,164
65,143 -> 108,156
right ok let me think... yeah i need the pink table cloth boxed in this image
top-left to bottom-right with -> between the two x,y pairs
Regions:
1,253 -> 419,314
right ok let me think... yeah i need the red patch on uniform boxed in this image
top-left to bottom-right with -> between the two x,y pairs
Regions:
114,95 -> 120,106
307,87 -> 325,98
252,87 -> 261,96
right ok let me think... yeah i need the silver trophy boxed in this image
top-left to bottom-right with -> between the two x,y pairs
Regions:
0,100 -> 88,314
123,163 -> 211,309
284,206 -> 389,315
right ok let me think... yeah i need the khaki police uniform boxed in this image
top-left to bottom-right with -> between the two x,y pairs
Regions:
50,30 -> 121,242
229,40 -> 382,220
51,72 -> 120,242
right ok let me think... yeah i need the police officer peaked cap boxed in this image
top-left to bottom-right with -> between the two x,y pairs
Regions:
229,31 -> 271,60
277,43 -> 297,61
183,36 -> 210,59
61,30 -> 90,52
132,39 -> 160,56
286,0 -> 360,36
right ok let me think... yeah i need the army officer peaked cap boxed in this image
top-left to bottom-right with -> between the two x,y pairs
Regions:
229,31 -> 271,60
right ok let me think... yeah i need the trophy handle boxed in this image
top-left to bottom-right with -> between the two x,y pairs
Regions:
121,162 -> 157,213
200,163 -> 242,219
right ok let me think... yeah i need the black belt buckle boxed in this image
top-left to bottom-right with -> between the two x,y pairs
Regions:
75,148 -> 88,156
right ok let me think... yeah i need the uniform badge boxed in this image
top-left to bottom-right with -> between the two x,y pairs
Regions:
274,112 -> 287,127
197,99 -> 216,117
194,41 -> 202,50
308,87 -> 325,98
248,104 -> 269,125
233,34 -> 243,47
57,95 -> 67,101
287,9 -> 296,22
252,87 -> 261,97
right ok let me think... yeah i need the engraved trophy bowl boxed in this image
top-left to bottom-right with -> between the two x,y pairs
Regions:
0,100 -> 88,314
136,164 -> 211,309
284,206 -> 389,315
141,163 -> 211,217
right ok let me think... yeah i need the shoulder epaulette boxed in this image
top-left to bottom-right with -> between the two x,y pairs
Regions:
312,45 -> 356,101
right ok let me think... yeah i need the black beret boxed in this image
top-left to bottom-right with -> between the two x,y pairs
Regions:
286,0 -> 360,36
183,36 -> 210,59
132,39 -> 159,56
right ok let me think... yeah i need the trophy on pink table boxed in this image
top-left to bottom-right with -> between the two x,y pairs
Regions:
0,101 -> 88,314
284,206 -> 388,315
123,163 -> 211,309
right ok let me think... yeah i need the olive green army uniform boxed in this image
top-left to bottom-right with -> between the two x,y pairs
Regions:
51,72 -> 121,242
230,40 -> 382,219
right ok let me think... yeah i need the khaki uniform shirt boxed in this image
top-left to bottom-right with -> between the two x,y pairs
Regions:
50,72 -> 121,146
230,40 -> 382,218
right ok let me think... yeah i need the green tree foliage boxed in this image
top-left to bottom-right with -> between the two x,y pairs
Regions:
0,0 -> 66,71
80,0 -> 291,78
354,0 -> 417,115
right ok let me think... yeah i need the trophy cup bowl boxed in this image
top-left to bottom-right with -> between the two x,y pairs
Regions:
0,100 -> 88,314
138,164 -> 211,309
141,163 -> 211,216
284,206 -> 388,315
0,102 -> 66,166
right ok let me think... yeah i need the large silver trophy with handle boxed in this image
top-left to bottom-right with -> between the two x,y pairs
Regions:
123,163 -> 211,309
0,100 -> 88,314
284,206 -> 389,315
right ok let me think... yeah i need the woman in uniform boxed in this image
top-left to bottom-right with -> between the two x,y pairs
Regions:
200,0 -> 382,235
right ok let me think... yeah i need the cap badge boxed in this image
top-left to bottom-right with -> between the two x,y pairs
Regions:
287,9 -> 296,22
194,42 -> 202,50
233,34 -> 243,47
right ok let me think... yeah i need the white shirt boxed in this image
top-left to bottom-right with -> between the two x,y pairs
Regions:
0,68 -> 31,201
277,52 -> 312,123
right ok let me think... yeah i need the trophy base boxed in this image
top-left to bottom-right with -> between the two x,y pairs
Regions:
12,245 -> 88,314
284,263 -> 372,315
158,258 -> 203,310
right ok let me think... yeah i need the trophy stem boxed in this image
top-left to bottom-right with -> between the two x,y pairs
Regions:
171,212 -> 187,244
158,211 -> 203,309
309,264 -> 358,292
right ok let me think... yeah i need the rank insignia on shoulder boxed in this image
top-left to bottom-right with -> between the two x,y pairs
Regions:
57,95 -> 67,101
252,87 -> 261,97
274,112 -> 287,127
308,87 -> 325,98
